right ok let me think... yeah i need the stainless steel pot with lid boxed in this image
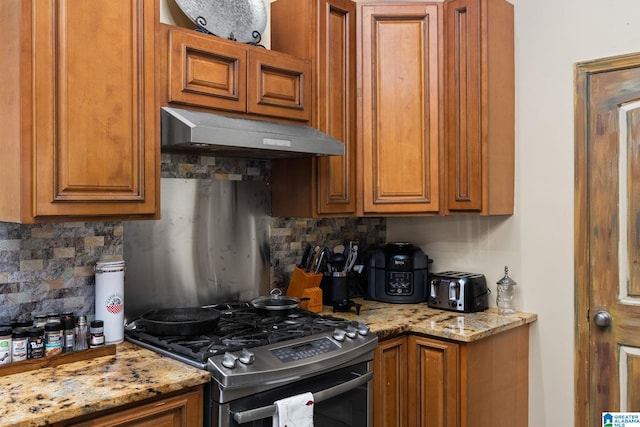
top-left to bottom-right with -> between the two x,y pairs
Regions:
250,288 -> 308,312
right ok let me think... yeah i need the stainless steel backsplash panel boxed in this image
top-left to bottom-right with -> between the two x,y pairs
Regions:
123,178 -> 271,320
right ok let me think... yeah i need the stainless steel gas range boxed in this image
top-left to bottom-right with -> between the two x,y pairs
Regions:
125,303 -> 377,426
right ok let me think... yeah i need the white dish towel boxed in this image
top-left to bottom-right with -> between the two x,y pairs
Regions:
272,391 -> 315,427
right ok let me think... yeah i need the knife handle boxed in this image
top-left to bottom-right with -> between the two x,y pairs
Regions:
299,244 -> 312,269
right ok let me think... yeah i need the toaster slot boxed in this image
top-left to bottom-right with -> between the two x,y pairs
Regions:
448,281 -> 459,302
430,279 -> 439,299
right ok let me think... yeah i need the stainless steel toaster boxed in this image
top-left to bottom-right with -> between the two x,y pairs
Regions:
427,271 -> 489,313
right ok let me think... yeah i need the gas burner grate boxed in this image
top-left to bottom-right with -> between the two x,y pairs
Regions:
125,304 -> 361,364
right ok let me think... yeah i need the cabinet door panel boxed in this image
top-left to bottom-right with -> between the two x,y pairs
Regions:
270,0 -> 356,218
373,336 -> 408,427
61,387 -> 203,427
32,0 -> 157,217
445,0 -> 514,214
248,49 -> 311,121
316,0 -> 357,215
445,0 -> 482,211
359,3 -> 441,214
408,335 -> 458,427
168,29 -> 247,112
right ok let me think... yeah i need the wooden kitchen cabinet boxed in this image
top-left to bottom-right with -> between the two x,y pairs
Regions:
270,0 -> 358,217
407,335 -> 459,427
0,0 -> 159,223
52,386 -> 203,427
357,2 -> 442,216
444,0 -> 514,215
373,325 -> 529,427
161,25 -> 311,122
373,336 -> 409,427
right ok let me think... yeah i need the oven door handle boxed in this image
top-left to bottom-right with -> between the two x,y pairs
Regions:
232,371 -> 373,424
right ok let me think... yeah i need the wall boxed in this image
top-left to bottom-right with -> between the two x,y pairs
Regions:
387,0 -> 640,425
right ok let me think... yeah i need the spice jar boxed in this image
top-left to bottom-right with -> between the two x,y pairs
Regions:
33,314 -> 47,328
0,327 -> 12,365
62,316 -> 75,353
90,320 -> 105,348
46,312 -> 61,324
11,329 -> 28,362
44,322 -> 63,356
28,327 -> 45,359
74,316 -> 88,351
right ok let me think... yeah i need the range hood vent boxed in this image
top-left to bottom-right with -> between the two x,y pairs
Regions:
161,107 -> 345,159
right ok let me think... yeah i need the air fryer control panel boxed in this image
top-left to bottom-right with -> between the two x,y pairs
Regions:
387,271 -> 413,295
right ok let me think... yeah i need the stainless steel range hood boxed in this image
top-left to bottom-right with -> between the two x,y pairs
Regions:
161,107 -> 345,159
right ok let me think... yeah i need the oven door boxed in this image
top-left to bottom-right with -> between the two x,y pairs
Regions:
212,361 -> 372,427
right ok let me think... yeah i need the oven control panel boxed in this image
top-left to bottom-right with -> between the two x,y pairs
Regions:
271,337 -> 339,362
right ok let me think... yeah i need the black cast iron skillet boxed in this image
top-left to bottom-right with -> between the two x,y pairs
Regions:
139,307 -> 222,336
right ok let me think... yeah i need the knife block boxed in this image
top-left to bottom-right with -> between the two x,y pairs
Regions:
299,287 -> 323,313
286,266 -> 323,299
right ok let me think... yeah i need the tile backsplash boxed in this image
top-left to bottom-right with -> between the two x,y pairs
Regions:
0,222 -> 123,322
0,154 -> 386,323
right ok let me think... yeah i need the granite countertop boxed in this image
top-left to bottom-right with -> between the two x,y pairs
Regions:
0,302 -> 536,426
321,298 -> 537,342
0,342 -> 211,427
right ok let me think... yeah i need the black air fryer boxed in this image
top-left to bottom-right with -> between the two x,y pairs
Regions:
367,243 -> 432,303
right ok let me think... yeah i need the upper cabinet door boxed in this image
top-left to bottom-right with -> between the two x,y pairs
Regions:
247,48 -> 311,122
444,0 -> 514,215
22,0 -> 158,220
168,29 -> 247,113
314,0 -> 357,216
164,25 -> 311,122
358,3 -> 442,215
270,0 -> 357,218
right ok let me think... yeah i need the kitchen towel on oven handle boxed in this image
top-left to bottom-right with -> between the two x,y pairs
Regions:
273,391 -> 314,427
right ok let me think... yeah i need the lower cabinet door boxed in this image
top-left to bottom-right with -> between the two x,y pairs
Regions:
373,336 -> 408,427
58,386 -> 203,427
407,335 -> 459,427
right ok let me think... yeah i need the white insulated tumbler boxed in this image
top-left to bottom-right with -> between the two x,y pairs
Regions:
94,260 -> 125,344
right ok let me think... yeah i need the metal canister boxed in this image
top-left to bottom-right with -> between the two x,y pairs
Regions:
95,260 -> 125,345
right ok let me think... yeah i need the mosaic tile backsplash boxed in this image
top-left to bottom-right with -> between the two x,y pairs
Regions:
0,154 -> 386,323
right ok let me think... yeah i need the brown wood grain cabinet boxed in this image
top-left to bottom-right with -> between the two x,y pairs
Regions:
270,0 -> 358,217
161,25 -> 311,122
444,0 -> 514,215
373,326 -> 529,427
358,2 -> 443,216
270,0 -> 514,218
52,386 -> 203,427
0,0 -> 159,223
373,336 -> 409,427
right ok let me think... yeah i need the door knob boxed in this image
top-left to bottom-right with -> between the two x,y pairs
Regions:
594,310 -> 612,327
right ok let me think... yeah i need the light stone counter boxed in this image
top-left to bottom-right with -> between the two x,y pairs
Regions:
0,302 -> 535,426
321,298 -> 537,342
0,342 -> 211,427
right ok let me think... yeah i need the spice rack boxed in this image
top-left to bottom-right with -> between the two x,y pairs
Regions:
0,344 -> 116,377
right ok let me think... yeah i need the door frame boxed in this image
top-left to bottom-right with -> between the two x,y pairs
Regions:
574,51 -> 640,427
